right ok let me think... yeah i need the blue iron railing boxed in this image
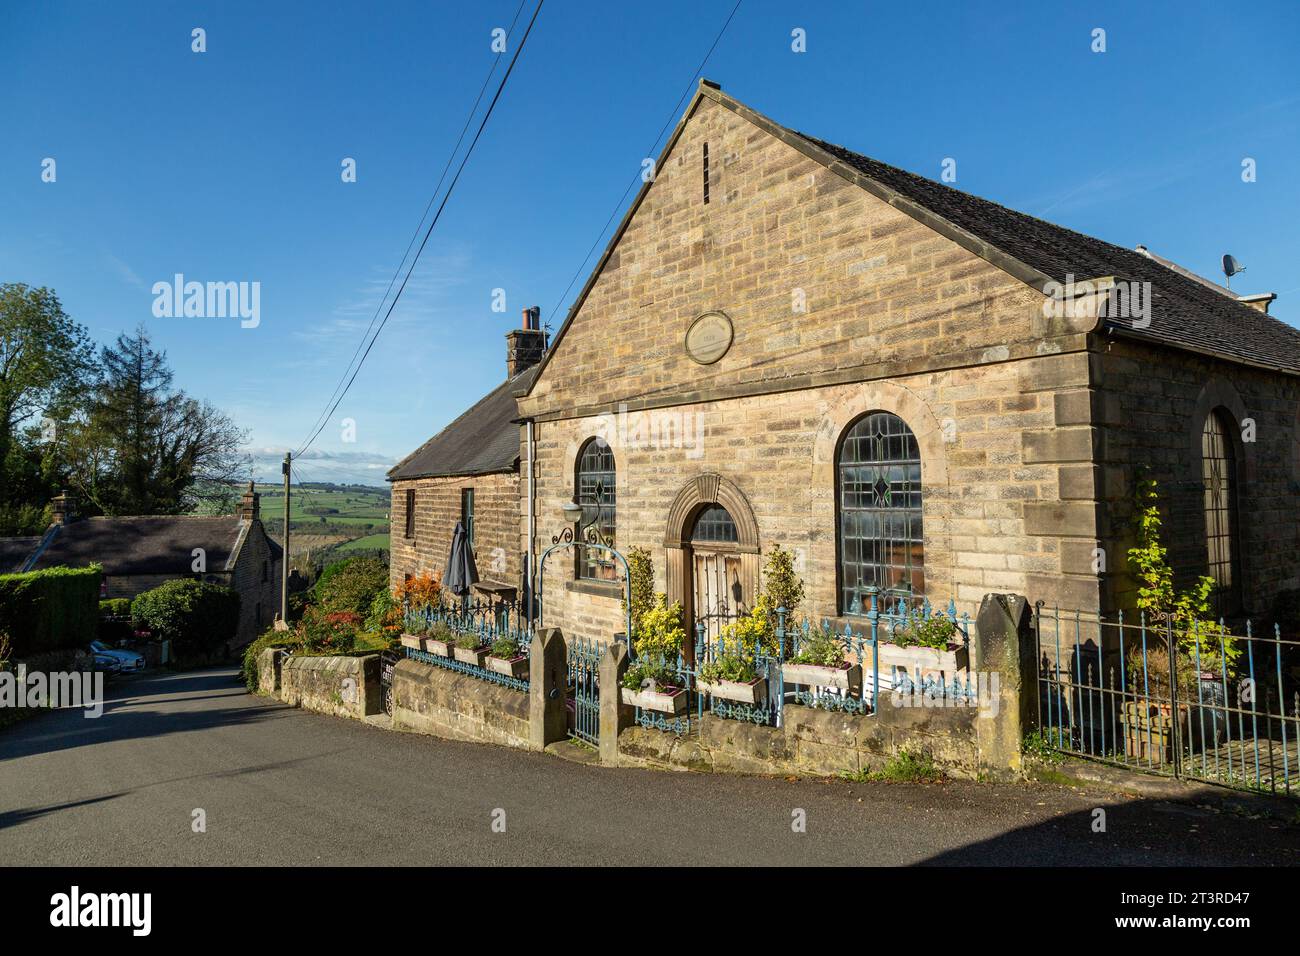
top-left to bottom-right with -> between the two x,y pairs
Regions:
1034,605 -> 1300,797
626,588 -> 972,735
402,597 -> 532,693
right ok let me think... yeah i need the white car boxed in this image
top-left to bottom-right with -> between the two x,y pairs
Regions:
89,640 -> 146,673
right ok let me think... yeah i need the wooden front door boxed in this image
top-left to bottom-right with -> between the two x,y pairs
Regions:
691,548 -> 744,646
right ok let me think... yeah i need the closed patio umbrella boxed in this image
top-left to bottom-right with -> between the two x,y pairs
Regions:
442,520 -> 479,598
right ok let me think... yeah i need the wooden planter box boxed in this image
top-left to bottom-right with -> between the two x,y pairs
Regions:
621,685 -> 687,715
698,677 -> 767,704
453,645 -> 489,667
783,661 -> 857,691
486,654 -> 529,679
1120,700 -> 1183,764
421,636 -> 454,657
878,641 -> 968,676
399,633 -> 423,651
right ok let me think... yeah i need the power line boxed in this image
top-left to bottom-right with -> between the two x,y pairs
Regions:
294,0 -> 544,459
543,0 -> 743,329
296,0 -> 529,452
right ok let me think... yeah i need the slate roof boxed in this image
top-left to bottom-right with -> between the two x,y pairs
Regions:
0,537 -> 39,574
14,516 -> 281,576
388,366 -> 537,481
795,132 -> 1300,375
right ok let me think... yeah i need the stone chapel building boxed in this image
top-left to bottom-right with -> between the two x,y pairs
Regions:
397,81 -> 1300,645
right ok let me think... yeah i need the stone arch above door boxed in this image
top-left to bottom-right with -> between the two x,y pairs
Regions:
663,474 -> 760,644
664,473 -> 760,553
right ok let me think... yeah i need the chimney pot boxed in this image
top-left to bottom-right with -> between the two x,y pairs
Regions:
50,488 -> 77,524
238,480 -> 260,520
505,306 -> 547,377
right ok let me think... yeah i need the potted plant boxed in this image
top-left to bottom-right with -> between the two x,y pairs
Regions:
783,627 -> 859,691
620,658 -> 687,714
1121,632 -> 1234,760
878,613 -> 968,678
452,629 -> 490,667
485,635 -> 529,678
399,616 -> 425,650
421,622 -> 456,658
697,647 -> 766,704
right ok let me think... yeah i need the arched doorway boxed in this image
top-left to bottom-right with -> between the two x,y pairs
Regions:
689,504 -> 743,643
664,475 -> 760,653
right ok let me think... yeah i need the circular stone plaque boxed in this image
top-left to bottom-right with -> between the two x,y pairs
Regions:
684,311 -> 734,365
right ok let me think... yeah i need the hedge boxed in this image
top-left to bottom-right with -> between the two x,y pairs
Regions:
131,579 -> 241,655
0,565 -> 102,657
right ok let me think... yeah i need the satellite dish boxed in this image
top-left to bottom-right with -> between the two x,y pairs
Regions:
1222,254 -> 1245,287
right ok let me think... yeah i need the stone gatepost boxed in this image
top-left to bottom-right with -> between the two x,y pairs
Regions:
973,593 -> 1038,778
529,628 -> 568,750
598,641 -> 630,766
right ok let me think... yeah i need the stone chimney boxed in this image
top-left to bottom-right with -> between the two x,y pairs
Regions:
505,306 -> 546,378
237,481 -> 260,520
50,489 -> 76,524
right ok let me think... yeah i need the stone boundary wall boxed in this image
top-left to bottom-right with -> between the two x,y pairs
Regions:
277,653 -> 382,720
603,592 -> 1033,780
250,599 -> 1036,782
617,700 -> 988,778
391,658 -> 530,749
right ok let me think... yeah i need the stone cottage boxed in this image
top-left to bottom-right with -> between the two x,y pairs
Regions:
387,308 -> 547,601
512,80 -> 1299,644
4,484 -> 282,648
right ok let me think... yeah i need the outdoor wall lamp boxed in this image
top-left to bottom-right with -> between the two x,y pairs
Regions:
560,499 -> 584,524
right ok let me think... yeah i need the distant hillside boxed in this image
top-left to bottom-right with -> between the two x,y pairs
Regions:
252,482 -> 390,559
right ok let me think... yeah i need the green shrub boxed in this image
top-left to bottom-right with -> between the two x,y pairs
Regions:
698,646 -> 757,684
890,614 -> 958,650
790,626 -> 845,666
871,748 -> 943,783
99,598 -> 131,618
454,629 -> 484,650
131,579 -> 240,654
623,546 -> 656,638
298,606 -> 359,654
98,598 -> 134,643
0,565 -> 101,657
240,628 -> 301,691
314,556 -> 388,617
632,595 -> 686,660
622,657 -> 677,691
490,635 -> 522,659
762,543 -> 804,619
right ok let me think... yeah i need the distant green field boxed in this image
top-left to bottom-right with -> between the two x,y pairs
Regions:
257,485 -> 389,523
255,483 -> 390,553
338,533 -> 391,552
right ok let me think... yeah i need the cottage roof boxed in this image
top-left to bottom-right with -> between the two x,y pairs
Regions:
0,536 -> 40,574
9,515 -> 281,576
388,366 -> 537,481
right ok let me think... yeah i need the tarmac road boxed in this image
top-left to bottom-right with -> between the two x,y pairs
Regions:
1,667 -> 1296,866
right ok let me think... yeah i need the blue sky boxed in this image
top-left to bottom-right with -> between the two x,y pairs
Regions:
3,0 -> 1297,486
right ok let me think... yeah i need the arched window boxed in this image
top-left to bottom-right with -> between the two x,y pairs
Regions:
1201,409 -> 1239,616
837,411 -> 923,612
691,505 -> 738,544
575,437 -> 616,580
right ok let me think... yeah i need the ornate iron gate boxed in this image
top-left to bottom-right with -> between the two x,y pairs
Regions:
568,637 -> 604,746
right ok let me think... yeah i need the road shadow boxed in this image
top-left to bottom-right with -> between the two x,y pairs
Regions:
913,795 -> 1300,866
0,667 -> 289,765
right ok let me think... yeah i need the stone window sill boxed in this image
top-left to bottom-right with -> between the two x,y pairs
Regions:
565,578 -> 623,599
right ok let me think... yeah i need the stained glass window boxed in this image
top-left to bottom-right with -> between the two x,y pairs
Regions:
1202,410 -> 1239,616
575,438 -> 616,580
838,411 -> 923,612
